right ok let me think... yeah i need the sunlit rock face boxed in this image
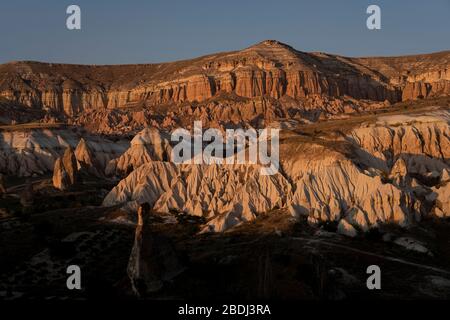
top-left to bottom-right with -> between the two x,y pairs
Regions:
52,147 -> 79,191
1,41 -> 448,121
346,110 -> 450,174
102,108 -> 449,234
75,138 -> 103,177
105,127 -> 172,177
2,40 -> 449,234
103,162 -> 290,227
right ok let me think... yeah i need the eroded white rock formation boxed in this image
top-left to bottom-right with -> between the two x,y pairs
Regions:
103,162 -> 290,229
283,143 -> 415,232
0,128 -> 128,177
53,137 -> 119,189
347,110 -> 450,174
102,109 -> 450,235
105,128 -> 172,177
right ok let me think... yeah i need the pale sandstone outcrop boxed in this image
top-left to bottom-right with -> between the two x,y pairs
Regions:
282,142 -> 414,229
52,147 -> 79,190
105,128 -> 172,176
103,148 -> 415,233
431,180 -> 450,218
390,157 -> 408,176
286,111 -> 449,230
347,110 -> 450,174
53,137 -> 124,189
0,128 -> 128,177
75,138 -> 102,177
103,162 -> 290,228
441,168 -> 450,183
52,157 -> 69,191
101,141 -> 413,233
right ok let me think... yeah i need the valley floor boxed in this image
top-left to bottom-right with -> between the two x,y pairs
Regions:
1,199 -> 450,300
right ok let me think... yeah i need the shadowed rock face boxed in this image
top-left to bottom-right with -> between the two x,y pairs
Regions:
127,203 -> 184,297
1,40 -> 448,118
52,137 -> 121,189
0,128 -> 129,177
19,179 -> 34,210
0,173 -> 6,195
75,138 -> 102,177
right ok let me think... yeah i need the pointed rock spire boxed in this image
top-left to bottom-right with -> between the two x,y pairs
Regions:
127,203 -> 184,297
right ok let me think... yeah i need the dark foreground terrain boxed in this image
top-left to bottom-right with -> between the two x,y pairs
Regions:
1,183 -> 450,300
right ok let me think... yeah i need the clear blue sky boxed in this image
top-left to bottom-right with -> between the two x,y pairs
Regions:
0,0 -> 449,64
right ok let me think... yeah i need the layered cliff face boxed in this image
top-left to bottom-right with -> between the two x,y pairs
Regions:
1,41 -> 448,121
102,106 -> 449,234
353,52 -> 450,100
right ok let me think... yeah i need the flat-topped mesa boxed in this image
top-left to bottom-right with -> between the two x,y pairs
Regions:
0,41 -> 449,116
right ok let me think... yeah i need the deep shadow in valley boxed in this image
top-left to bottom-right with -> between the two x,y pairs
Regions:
1,196 -> 450,300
